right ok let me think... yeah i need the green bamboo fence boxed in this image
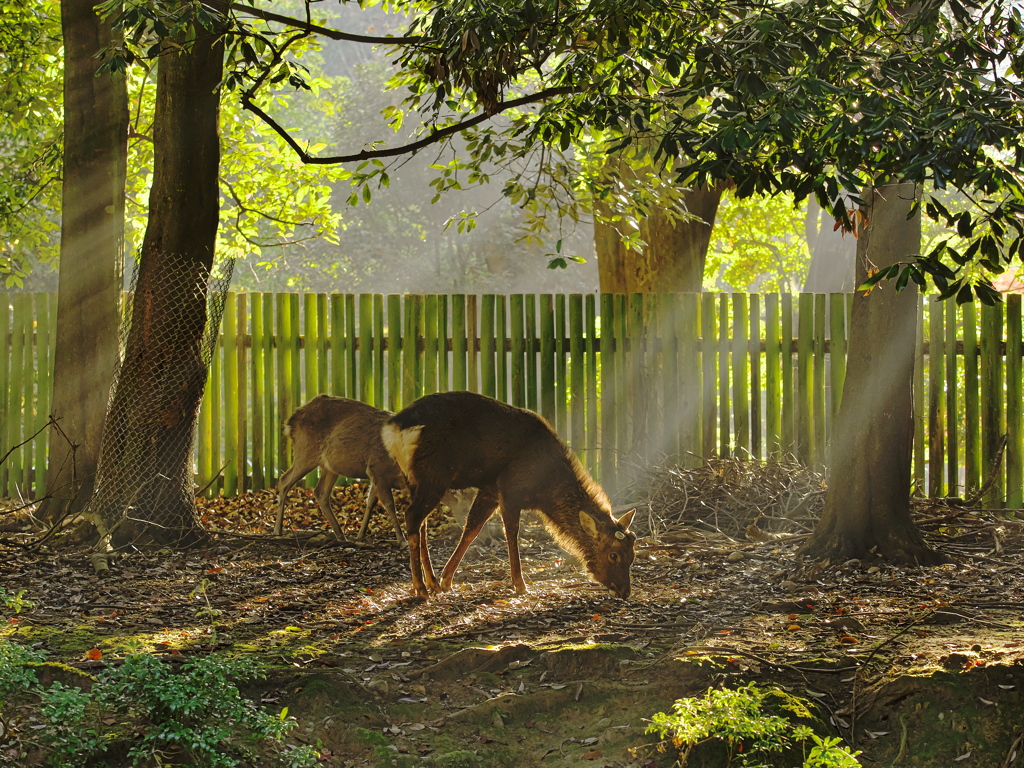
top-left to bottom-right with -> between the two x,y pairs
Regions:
3,291 -> 1023,507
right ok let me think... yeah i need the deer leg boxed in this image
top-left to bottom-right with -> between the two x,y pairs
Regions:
419,520 -> 442,594
501,505 -> 527,594
439,488 -> 500,591
356,483 -> 378,541
274,461 -> 317,536
375,483 -> 406,544
312,471 -> 344,540
404,485 -> 446,600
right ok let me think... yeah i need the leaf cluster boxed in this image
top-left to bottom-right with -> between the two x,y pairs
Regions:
0,0 -> 63,287
86,0 -> 1024,296
382,0 -> 1024,297
0,639 -> 318,767
647,682 -> 861,767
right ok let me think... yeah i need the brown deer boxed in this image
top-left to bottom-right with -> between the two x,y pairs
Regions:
382,391 -> 637,600
275,396 -> 475,543
275,396 -> 408,543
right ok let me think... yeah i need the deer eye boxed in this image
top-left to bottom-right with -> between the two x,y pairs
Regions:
609,552 -> 619,563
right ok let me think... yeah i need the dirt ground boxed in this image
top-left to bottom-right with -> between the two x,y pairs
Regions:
2,476 -> 1024,767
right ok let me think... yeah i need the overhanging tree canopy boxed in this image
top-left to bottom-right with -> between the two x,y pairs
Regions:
118,0 -> 1022,297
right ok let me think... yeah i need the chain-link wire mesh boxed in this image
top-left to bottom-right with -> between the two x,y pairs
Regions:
87,258 -> 234,548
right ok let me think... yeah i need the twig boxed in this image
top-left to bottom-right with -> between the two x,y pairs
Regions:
1002,726 -> 1024,768
0,417 -> 88,554
229,2 -> 423,44
195,464 -> 229,498
965,434 -> 1008,506
0,418 -> 55,468
891,714 -> 908,766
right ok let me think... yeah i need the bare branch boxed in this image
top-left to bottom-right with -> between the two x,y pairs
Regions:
241,86 -> 576,166
229,2 -> 422,45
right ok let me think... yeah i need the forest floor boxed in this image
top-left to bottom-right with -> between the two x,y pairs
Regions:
2,460 -> 1024,767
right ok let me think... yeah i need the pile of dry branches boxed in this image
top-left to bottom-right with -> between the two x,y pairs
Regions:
618,456 -> 826,539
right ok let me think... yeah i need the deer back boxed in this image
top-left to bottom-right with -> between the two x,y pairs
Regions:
287,395 -> 406,490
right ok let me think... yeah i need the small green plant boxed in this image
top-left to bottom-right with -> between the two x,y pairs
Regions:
0,638 -> 43,698
190,577 -> 223,641
37,682 -> 107,767
0,588 -> 34,614
646,683 -> 861,767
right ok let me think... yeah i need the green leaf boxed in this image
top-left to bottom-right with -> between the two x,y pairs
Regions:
895,265 -> 911,292
957,212 -> 974,238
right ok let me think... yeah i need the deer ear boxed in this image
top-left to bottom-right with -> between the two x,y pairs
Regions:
579,511 -> 600,538
616,509 -> 636,531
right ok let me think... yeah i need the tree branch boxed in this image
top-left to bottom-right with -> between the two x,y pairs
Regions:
229,2 -> 422,44
240,86 -> 576,166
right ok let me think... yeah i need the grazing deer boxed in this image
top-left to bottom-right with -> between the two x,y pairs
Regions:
275,396 -> 474,543
382,391 -> 637,600
275,396 -> 408,543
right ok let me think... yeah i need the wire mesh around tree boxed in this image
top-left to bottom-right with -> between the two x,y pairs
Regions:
86,258 -> 235,549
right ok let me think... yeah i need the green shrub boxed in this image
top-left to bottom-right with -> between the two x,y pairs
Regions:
0,638 -> 319,767
38,682 -> 106,767
647,683 -> 861,768
0,638 -> 43,698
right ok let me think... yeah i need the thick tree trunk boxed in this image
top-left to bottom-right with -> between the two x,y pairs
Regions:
87,8 -> 225,549
39,0 -> 128,523
593,173 -> 724,481
802,182 -> 944,565
802,197 -> 856,293
594,183 -> 725,293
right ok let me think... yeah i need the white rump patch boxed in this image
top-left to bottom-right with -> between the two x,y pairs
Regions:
382,423 -> 422,485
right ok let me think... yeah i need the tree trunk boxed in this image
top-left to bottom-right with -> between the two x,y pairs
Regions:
594,183 -> 725,293
593,171 -> 725,483
39,0 -> 128,524
802,197 -> 856,293
87,6 -> 226,549
802,182 -> 944,565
